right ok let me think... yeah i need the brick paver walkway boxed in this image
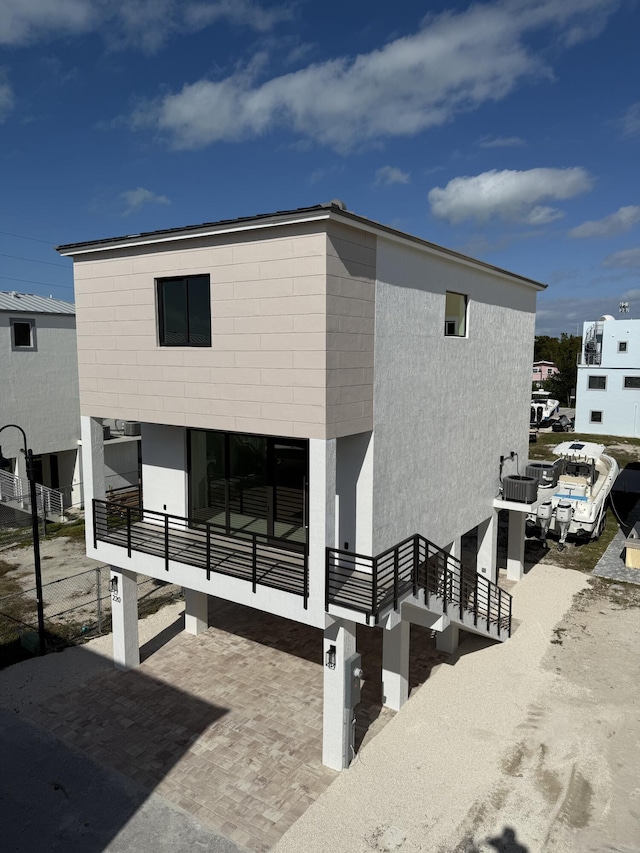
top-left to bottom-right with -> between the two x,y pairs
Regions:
24,598 -> 447,851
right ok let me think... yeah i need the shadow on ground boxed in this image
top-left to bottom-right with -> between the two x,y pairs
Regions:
0,645 -> 240,852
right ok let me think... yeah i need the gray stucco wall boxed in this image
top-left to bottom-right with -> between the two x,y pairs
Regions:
0,312 -> 80,461
371,237 -> 537,554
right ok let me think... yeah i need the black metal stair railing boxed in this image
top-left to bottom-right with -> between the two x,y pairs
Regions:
326,534 -> 511,638
93,499 -> 309,606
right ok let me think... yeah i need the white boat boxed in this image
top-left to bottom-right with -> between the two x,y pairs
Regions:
526,440 -> 619,550
530,390 -> 559,424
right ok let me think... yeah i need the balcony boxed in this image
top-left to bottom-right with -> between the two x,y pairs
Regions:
93,499 -> 309,606
326,534 -> 511,639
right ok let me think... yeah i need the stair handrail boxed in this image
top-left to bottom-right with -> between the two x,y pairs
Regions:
326,532 -> 512,638
0,468 -> 64,519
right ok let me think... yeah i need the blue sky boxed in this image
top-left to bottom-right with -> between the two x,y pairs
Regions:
1,0 -> 638,336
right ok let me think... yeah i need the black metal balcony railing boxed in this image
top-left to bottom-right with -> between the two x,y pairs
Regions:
93,500 -> 308,607
326,534 -> 511,637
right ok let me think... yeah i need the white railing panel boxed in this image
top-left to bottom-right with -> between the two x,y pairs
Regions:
0,469 -> 64,519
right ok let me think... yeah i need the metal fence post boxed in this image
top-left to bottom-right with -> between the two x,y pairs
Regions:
96,566 -> 103,633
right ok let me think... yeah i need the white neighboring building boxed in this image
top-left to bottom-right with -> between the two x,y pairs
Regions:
0,292 -> 141,512
0,292 -> 81,506
57,201 -> 545,770
575,315 -> 640,437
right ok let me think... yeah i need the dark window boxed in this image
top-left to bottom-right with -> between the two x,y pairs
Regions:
624,376 -> 640,389
188,429 -> 308,546
10,318 -> 36,350
619,341 -> 628,353
588,375 -> 606,390
444,292 -> 467,337
590,411 -> 603,423
157,275 -> 211,346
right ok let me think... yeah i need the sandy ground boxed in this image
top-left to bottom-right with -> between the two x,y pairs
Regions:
1,533 -> 104,590
1,535 -> 639,852
274,566 -> 640,853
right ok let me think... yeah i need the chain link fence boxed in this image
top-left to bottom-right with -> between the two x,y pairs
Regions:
0,565 -> 183,668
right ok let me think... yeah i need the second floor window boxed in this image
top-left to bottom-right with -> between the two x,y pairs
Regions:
444,291 -> 468,337
157,275 -> 211,347
10,317 -> 36,351
588,375 -> 606,390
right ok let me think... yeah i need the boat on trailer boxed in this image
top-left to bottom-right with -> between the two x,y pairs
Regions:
526,441 -> 619,550
530,390 -> 560,425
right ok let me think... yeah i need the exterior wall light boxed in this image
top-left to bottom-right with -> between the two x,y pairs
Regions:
109,576 -> 118,594
326,644 -> 337,669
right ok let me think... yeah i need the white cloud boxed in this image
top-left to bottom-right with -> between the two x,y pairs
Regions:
184,0 -> 293,33
0,70 -> 15,122
478,135 -> 525,148
308,163 -> 345,185
603,248 -> 640,269
374,166 -> 410,186
120,187 -> 170,215
0,0 -> 290,52
131,0 -> 620,150
428,167 -> 593,225
0,0 -> 96,45
569,206 -> 640,238
620,101 -> 640,138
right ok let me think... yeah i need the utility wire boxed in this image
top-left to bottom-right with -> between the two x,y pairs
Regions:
0,252 -> 71,269
0,230 -> 58,245
0,275 -> 74,291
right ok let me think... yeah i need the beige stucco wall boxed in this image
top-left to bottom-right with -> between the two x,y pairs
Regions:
73,220 -> 375,440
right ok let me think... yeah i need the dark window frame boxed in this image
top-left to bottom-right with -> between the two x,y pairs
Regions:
618,341 -> 628,353
588,375 -> 607,390
623,376 -> 640,389
157,275 -> 211,347
444,291 -> 468,338
590,410 -> 603,424
10,317 -> 37,351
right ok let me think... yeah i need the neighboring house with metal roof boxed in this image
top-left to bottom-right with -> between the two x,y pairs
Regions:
57,200 -> 545,770
0,291 -> 82,507
0,292 -> 143,515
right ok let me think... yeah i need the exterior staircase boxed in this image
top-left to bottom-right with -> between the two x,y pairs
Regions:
0,469 -> 65,523
326,534 -> 511,642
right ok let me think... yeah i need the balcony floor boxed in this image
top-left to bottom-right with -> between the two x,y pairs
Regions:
23,596 -> 448,852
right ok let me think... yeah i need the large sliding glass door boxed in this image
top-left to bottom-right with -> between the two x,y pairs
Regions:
188,429 -> 307,546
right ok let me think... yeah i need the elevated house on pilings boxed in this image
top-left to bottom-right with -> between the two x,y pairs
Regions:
57,201 -> 545,770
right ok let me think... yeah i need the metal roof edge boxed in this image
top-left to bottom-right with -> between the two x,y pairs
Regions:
56,201 -> 547,292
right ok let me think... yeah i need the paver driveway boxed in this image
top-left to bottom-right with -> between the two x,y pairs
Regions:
24,598 -> 447,851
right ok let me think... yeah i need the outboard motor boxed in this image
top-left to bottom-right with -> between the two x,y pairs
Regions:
536,501 -> 553,545
555,501 -> 574,551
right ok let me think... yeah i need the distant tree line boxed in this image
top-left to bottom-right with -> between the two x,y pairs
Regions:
534,333 -> 582,407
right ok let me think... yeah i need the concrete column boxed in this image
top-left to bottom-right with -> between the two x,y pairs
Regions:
506,510 -> 526,581
446,538 -> 461,560
477,514 -> 498,583
356,432 -> 374,556
80,416 -> 105,551
382,620 -> 410,711
436,623 -> 460,654
71,446 -> 83,509
110,567 -> 140,671
309,438 -> 337,617
184,588 -> 208,635
322,617 -> 357,770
